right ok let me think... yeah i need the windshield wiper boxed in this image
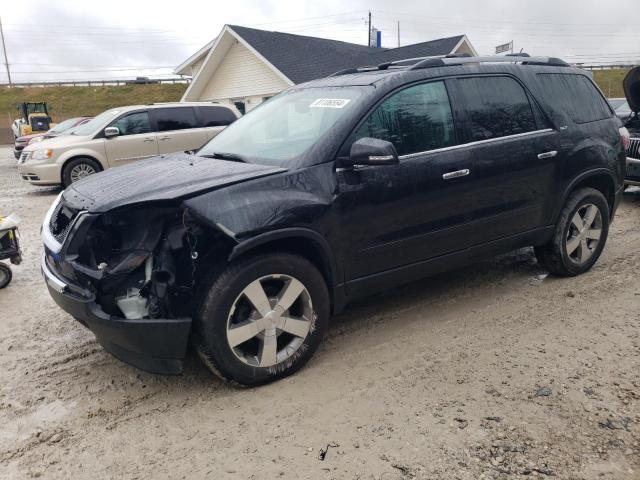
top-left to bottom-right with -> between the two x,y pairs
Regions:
200,152 -> 247,163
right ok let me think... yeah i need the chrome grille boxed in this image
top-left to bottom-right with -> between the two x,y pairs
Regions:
49,201 -> 79,245
628,138 -> 640,160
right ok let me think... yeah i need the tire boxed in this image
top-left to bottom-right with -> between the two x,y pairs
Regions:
61,157 -> 101,188
194,253 -> 330,386
0,263 -> 12,289
535,187 -> 610,277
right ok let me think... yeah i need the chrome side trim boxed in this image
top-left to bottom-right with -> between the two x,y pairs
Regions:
398,129 -> 555,160
41,253 -> 67,294
627,157 -> 640,165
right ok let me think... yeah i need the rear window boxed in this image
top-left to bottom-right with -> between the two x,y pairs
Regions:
455,76 -> 538,142
154,107 -> 198,131
198,106 -> 237,127
537,74 -> 612,124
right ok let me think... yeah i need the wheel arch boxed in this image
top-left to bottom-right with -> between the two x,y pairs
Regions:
228,228 -> 341,310
554,169 -> 617,222
60,154 -> 104,183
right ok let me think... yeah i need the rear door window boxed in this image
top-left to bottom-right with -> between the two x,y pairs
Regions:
355,80 -> 456,156
198,106 -> 237,127
154,107 -> 198,132
111,111 -> 152,136
455,76 -> 538,142
536,73 -> 612,124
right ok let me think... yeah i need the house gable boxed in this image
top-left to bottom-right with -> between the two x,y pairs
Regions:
198,40 -> 290,101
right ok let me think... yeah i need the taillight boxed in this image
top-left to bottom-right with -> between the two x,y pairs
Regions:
620,127 -> 631,151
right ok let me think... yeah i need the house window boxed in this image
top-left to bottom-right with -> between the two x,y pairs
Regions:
232,100 -> 246,115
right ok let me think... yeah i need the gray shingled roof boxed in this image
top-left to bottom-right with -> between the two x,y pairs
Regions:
228,25 -> 465,84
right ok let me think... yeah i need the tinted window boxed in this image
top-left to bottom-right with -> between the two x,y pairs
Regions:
537,74 -> 612,124
111,111 -> 151,136
355,81 -> 455,155
155,107 -> 198,132
456,76 -> 537,142
198,106 -> 237,127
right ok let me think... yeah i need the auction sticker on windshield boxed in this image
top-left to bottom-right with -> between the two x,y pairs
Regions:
310,99 -> 351,108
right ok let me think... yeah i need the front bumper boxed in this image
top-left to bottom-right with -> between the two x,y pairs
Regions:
17,157 -> 61,185
41,253 -> 192,375
626,156 -> 640,186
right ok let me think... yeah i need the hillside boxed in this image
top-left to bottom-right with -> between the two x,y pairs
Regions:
0,83 -> 188,128
592,69 -> 630,98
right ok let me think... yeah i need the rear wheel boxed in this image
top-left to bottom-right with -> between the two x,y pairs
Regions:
62,158 -> 101,187
535,188 -> 609,276
194,253 -> 329,386
0,263 -> 12,289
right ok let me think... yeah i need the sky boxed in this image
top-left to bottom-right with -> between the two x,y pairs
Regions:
1,0 -> 638,83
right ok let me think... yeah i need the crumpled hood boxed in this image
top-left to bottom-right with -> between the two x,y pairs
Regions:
623,66 -> 640,113
63,153 -> 286,213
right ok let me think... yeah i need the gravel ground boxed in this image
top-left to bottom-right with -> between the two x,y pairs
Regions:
0,145 -> 639,480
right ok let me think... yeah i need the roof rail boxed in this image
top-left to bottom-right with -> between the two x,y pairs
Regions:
408,55 -> 569,70
329,54 -> 569,77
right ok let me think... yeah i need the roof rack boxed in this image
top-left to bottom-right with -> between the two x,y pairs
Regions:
329,54 -> 569,76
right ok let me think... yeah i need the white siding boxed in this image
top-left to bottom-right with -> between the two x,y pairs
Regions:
198,40 -> 289,101
190,58 -> 205,77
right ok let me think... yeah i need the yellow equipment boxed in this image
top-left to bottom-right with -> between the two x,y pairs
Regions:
12,102 -> 56,138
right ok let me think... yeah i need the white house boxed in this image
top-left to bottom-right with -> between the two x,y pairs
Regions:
176,25 -> 478,114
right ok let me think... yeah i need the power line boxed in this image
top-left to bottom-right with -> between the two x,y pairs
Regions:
0,16 -> 11,85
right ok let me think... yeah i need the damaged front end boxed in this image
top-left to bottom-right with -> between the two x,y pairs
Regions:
41,193 -> 235,374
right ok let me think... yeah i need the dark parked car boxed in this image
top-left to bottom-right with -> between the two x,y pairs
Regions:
621,67 -> 640,186
41,56 -> 627,385
13,116 -> 92,159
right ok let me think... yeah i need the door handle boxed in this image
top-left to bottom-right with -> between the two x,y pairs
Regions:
442,169 -> 470,180
537,150 -> 558,159
143,138 -> 155,143
159,136 -> 171,141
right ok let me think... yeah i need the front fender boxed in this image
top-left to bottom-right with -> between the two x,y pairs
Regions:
57,146 -> 108,171
183,164 -> 337,240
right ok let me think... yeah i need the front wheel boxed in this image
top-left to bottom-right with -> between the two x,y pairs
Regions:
535,187 -> 610,276
0,263 -> 13,289
194,253 -> 329,386
61,158 -> 101,188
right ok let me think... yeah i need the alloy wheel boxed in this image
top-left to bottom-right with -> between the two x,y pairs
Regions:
565,203 -> 603,265
226,274 -> 314,368
69,163 -> 96,183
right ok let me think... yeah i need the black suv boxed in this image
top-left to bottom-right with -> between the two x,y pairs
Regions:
41,56 -> 627,385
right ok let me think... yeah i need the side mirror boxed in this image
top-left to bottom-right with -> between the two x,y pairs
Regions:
344,137 -> 399,167
104,126 -> 120,138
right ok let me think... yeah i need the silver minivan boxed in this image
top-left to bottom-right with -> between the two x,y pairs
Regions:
18,102 -> 240,187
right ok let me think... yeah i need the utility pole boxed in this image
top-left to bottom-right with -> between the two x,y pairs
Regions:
367,11 -> 371,46
0,16 -> 11,86
397,21 -> 400,47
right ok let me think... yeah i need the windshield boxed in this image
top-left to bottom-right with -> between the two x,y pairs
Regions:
72,109 -> 122,136
198,87 -> 366,166
49,117 -> 80,134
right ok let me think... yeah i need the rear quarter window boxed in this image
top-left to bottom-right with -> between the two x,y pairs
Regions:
536,73 -> 612,124
198,106 -> 237,127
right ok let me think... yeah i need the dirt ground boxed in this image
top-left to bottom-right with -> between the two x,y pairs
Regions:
0,145 -> 639,480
